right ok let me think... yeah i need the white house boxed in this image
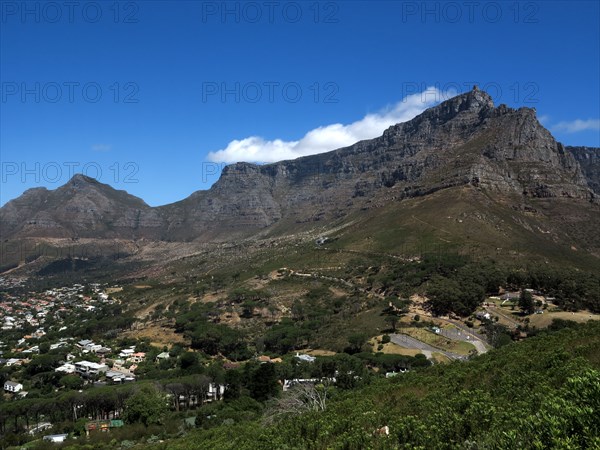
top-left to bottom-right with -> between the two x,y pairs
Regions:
128,352 -> 146,363
4,380 -> 23,393
155,352 -> 170,362
294,352 -> 316,363
28,422 -> 52,435
50,341 -> 68,350
475,311 -> 492,321
75,361 -> 108,376
105,370 -> 135,383
55,363 -> 76,374
43,434 -> 68,443
119,348 -> 135,358
77,339 -> 93,348
283,378 -> 336,391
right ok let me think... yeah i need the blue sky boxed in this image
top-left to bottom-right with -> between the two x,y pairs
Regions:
1,0 -> 599,206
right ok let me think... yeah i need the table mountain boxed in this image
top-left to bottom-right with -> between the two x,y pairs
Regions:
1,87 -> 597,245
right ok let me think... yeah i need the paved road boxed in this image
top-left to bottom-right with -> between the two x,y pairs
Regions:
437,324 -> 489,354
446,319 -> 487,341
390,334 -> 467,361
467,338 -> 487,354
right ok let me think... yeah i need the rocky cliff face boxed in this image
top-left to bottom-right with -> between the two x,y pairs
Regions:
568,146 -> 600,194
1,87 -> 596,241
159,87 -> 594,239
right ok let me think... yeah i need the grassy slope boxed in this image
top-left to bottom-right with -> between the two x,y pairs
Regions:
320,186 -> 600,271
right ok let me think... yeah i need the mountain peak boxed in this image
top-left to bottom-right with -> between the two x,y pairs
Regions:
67,173 -> 98,186
430,86 -> 495,119
381,87 -> 497,143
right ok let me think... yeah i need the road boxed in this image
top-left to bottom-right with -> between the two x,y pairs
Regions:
484,305 -> 521,328
390,333 -> 467,361
438,322 -> 489,354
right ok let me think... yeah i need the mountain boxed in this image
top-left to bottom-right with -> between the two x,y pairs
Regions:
0,174 -> 164,239
158,87 -> 594,240
568,146 -> 600,194
1,87 -> 598,259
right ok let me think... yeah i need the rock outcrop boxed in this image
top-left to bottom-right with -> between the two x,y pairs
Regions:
568,146 -> 600,194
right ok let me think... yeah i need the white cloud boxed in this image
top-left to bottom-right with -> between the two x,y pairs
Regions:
207,87 -> 454,164
537,114 -> 550,125
91,144 -> 112,152
552,119 -> 600,133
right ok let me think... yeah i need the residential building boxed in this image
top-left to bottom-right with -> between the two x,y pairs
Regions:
295,352 -> 316,363
75,361 -> 108,376
4,381 -> 23,393
43,434 -> 68,443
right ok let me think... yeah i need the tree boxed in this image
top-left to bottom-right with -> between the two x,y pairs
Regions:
179,352 -> 198,370
385,315 -> 399,332
248,363 -> 280,402
263,383 -> 329,425
383,297 -> 409,332
60,375 -> 83,391
165,382 -> 185,411
519,290 -> 535,315
426,277 -> 462,316
334,355 -> 367,390
123,385 -> 168,426
427,276 -> 485,316
224,370 -> 243,401
39,342 -> 50,354
190,374 -> 212,404
26,354 -> 61,376
346,333 -> 368,354
191,322 -> 250,360
484,322 -> 513,348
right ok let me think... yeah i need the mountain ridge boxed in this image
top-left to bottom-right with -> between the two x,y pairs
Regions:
1,87 -> 598,246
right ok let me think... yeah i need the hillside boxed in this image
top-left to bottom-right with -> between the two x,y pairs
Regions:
151,322 -> 600,449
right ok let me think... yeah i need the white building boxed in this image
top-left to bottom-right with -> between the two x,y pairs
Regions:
207,383 -> 226,399
156,352 -> 170,362
55,363 -> 76,374
119,348 -> 135,358
43,434 -> 68,443
75,361 -> 108,376
4,381 -> 23,393
294,352 -> 316,363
